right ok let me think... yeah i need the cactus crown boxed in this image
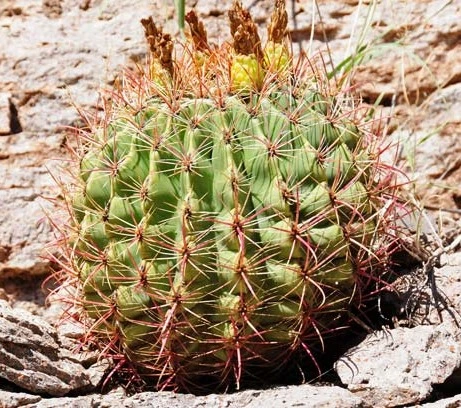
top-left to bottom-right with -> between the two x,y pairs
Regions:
60,0 -> 402,394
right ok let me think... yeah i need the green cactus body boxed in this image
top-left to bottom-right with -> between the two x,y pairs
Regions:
63,1 -> 400,393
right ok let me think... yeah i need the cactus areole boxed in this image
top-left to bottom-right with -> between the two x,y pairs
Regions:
61,0 -> 401,393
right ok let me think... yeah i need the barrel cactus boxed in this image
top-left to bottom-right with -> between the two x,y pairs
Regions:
60,0 -> 402,393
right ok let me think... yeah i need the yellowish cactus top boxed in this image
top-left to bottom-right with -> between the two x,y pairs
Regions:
141,0 -> 291,95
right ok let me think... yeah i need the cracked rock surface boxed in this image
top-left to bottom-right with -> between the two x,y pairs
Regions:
336,323 -> 461,407
0,0 -> 460,407
0,300 -> 106,397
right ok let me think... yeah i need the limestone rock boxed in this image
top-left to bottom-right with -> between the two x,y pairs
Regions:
393,83 -> 461,214
335,323 -> 461,407
0,390 -> 41,408
0,300 -> 104,397
0,0 -> 461,407
21,384 -> 363,408
420,394 -> 461,408
0,92 -> 12,135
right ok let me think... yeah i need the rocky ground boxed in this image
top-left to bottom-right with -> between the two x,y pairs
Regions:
0,0 -> 460,407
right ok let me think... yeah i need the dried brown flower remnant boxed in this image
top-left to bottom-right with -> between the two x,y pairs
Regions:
141,16 -> 174,75
268,0 -> 288,43
228,0 -> 262,57
185,11 -> 210,52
